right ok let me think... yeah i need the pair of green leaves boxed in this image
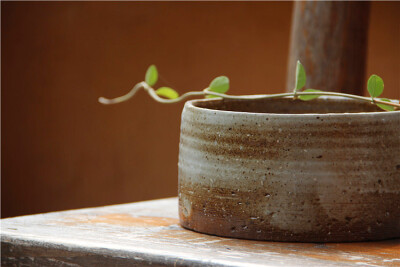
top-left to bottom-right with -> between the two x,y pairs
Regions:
145,65 -> 230,99
145,65 -> 179,99
294,61 -> 322,101
294,61 -> 394,111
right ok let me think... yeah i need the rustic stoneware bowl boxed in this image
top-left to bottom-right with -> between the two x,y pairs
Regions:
178,97 -> 400,242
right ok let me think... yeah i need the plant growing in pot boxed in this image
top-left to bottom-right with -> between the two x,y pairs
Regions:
99,62 -> 400,242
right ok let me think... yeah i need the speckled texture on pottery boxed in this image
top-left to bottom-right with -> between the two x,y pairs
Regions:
178,97 -> 400,242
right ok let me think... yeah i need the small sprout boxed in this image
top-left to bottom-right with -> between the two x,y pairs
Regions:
145,65 -> 158,86
294,60 -> 306,93
299,89 -> 322,101
156,87 -> 179,99
376,98 -> 395,111
207,76 -> 230,98
367,74 -> 384,98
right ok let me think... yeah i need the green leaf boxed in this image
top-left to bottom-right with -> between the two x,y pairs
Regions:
205,94 -> 219,99
376,98 -> 395,111
294,60 -> 306,92
145,65 -> 158,86
155,87 -> 179,99
209,76 -> 229,94
299,89 -> 323,101
367,74 -> 384,98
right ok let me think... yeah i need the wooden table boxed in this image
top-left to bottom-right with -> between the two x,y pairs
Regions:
2,198 -> 399,266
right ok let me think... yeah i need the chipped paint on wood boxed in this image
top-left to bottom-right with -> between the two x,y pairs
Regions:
1,198 -> 400,266
58,214 -> 179,227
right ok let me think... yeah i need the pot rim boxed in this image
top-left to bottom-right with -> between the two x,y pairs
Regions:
185,96 -> 400,118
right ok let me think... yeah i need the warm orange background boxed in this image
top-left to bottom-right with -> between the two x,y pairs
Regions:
2,2 -> 399,218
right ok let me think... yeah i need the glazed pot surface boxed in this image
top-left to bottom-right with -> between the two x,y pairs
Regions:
178,97 -> 400,242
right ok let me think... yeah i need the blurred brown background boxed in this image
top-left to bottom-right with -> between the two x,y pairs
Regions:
2,2 -> 399,218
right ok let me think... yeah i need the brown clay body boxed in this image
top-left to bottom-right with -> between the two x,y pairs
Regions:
178,97 -> 400,242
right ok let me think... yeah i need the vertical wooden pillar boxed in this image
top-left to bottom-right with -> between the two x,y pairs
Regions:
286,2 -> 370,94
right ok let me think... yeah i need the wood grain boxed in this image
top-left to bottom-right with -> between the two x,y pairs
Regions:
286,2 -> 370,94
2,198 -> 399,266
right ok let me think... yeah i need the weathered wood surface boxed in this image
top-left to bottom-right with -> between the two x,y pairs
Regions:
1,198 -> 399,266
286,1 -> 370,94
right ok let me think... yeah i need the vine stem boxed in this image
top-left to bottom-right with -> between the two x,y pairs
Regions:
99,82 -> 204,104
204,89 -> 400,108
98,82 -> 400,109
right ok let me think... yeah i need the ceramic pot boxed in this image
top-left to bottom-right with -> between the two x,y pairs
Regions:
178,97 -> 400,242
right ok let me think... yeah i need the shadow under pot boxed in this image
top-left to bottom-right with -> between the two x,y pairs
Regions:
177,97 -> 400,242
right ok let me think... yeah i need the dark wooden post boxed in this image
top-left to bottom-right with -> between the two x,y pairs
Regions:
286,2 -> 370,94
